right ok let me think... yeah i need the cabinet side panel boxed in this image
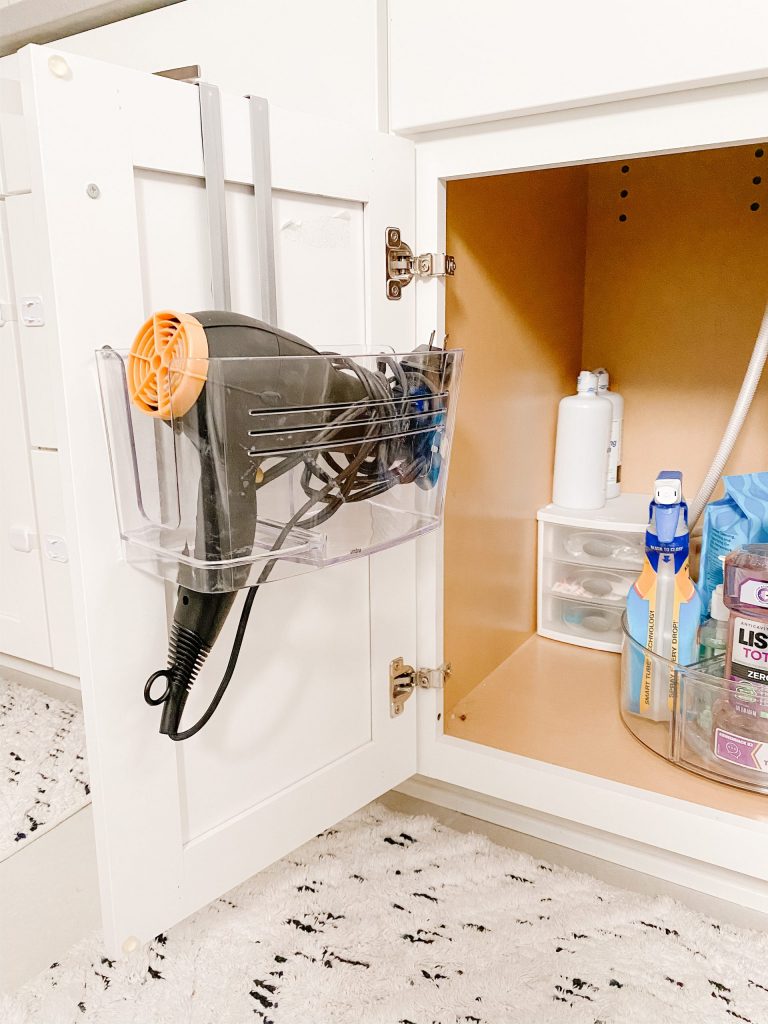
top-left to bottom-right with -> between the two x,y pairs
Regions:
444,168 -> 587,713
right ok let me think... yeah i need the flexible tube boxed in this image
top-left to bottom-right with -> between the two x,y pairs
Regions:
689,302 -> 768,528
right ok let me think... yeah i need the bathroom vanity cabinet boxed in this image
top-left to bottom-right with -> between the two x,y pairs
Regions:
2,11 -> 768,960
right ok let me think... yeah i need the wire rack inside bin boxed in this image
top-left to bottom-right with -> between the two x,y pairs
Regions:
96,345 -> 463,593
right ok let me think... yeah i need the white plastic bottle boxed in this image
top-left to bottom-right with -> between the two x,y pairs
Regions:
595,368 -> 624,499
552,371 -> 612,510
699,583 -> 729,659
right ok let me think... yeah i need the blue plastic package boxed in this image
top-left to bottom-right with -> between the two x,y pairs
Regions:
699,473 -> 768,618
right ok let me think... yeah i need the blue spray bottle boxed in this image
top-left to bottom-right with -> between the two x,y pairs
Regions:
626,472 -> 702,720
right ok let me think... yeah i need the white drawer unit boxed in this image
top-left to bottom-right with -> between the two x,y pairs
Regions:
5,28 -> 768,966
537,495 -> 647,652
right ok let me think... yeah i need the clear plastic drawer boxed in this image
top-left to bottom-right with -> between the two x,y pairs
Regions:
540,594 -> 624,650
542,559 -> 635,608
542,522 -> 644,571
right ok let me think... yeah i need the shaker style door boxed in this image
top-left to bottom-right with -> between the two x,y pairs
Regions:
16,44 -> 419,954
0,193 -> 51,666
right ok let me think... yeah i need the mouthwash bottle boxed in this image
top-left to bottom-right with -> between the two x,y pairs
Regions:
712,544 -> 768,783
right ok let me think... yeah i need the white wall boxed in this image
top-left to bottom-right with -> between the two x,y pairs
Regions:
53,0 -> 385,130
389,0 -> 768,133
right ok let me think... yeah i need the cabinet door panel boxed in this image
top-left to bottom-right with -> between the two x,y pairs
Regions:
18,45 -> 417,953
0,199 -> 50,665
29,449 -> 78,676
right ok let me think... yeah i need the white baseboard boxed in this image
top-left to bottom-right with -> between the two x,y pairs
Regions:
396,774 -> 768,920
0,652 -> 80,702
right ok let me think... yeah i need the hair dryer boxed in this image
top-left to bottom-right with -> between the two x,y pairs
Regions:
127,310 -> 449,740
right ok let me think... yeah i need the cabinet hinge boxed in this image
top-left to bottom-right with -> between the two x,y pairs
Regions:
386,227 -> 455,300
390,656 -> 451,717
153,65 -> 202,84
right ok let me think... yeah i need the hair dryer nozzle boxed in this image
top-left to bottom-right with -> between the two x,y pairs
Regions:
149,588 -> 237,738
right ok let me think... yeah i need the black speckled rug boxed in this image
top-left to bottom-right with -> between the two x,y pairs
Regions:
4,803 -> 768,1023
0,679 -> 89,860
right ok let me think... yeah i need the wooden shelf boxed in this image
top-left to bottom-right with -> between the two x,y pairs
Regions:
445,635 -> 768,823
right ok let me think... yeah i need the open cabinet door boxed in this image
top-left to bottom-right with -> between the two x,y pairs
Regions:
15,45 -> 419,954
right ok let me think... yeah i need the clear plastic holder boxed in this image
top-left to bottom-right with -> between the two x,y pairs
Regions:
620,613 -> 768,794
96,345 -> 462,593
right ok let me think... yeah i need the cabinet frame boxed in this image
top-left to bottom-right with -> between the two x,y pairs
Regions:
412,77 -> 768,898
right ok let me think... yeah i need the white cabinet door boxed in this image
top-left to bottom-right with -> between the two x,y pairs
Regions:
16,44 -> 418,954
0,197 -> 51,665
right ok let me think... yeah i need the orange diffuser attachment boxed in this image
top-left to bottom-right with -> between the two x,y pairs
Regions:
127,310 -> 209,419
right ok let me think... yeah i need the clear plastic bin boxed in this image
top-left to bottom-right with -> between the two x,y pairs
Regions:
621,614 -> 768,794
96,345 -> 462,592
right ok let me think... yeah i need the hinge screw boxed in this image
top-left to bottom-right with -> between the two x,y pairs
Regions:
86,183 -> 101,199
48,55 -> 72,80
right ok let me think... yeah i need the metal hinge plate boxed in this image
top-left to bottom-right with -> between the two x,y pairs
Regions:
390,656 -> 451,717
386,227 -> 455,300
154,65 -> 202,84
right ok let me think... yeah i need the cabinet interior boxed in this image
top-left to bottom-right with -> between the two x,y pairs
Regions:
444,143 -> 768,821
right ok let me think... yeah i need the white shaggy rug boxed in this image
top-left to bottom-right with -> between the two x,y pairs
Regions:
4,803 -> 768,1024
0,678 -> 89,861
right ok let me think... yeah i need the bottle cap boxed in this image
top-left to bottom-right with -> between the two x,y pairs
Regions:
654,471 -> 682,506
711,584 -> 728,621
594,368 -> 609,392
577,370 -> 598,394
